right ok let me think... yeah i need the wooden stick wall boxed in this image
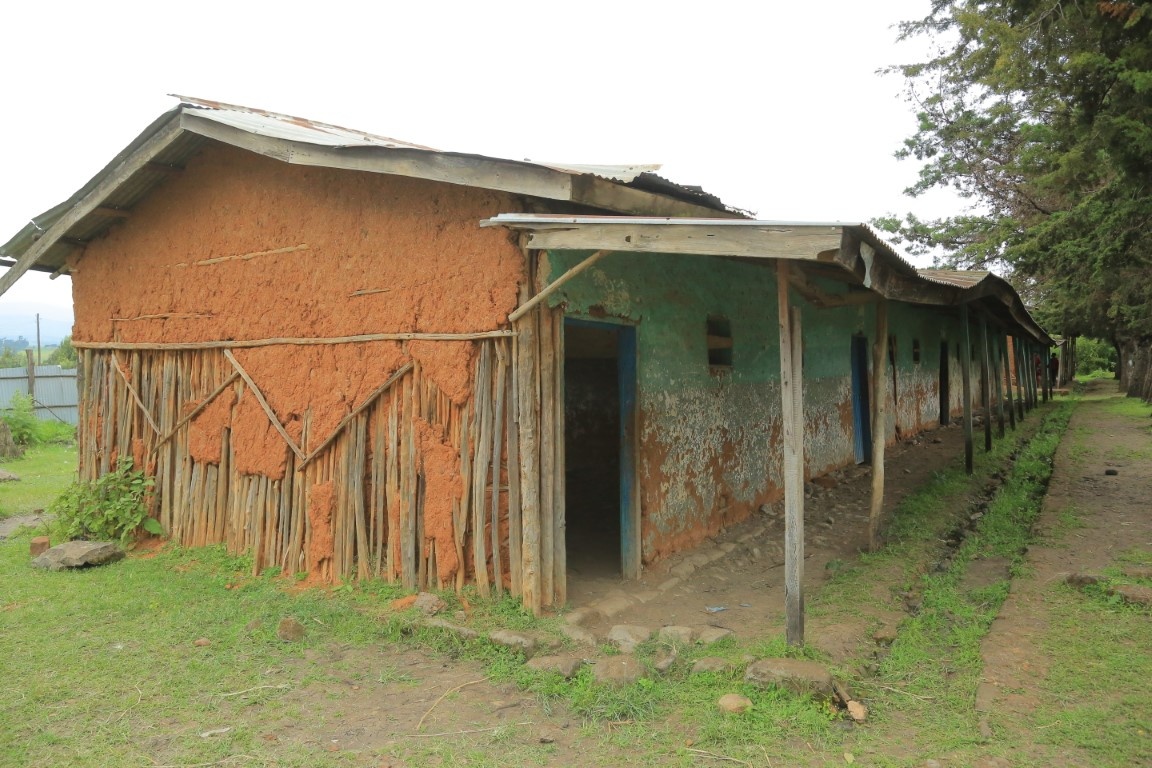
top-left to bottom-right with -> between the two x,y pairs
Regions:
76,324 -> 565,608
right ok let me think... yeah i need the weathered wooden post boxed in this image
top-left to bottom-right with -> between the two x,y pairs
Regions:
777,261 -> 805,646
869,300 -> 888,552
979,314 -> 992,451
960,304 -> 974,474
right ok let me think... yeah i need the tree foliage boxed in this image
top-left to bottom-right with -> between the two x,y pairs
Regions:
879,0 -> 1152,341
46,336 -> 77,369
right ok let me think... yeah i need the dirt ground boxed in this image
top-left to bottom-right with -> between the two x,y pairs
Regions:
7,381 -> 1148,767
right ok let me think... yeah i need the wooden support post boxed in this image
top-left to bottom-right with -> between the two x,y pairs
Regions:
960,305 -> 974,475
991,325 -> 1006,438
515,283 -> 542,616
978,314 -> 992,452
1013,337 -> 1026,421
24,349 -> 35,407
1002,334 -> 1016,430
868,300 -> 888,552
777,262 -> 805,646
508,250 -> 609,323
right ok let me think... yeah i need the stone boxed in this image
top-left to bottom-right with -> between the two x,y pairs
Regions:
652,648 -> 678,673
1110,584 -> 1152,607
607,624 -> 652,653
872,626 -> 899,646
744,658 -> 834,697
560,624 -> 598,646
276,617 -> 306,642
670,561 -> 697,579
413,592 -> 447,616
656,576 -> 681,592
717,693 -> 752,714
695,626 -> 734,645
31,541 -> 124,571
1105,468 -> 1119,476
0,468 -> 20,482
846,700 -> 868,722
194,638 -> 212,647
564,606 -> 600,626
633,590 -> 662,604
692,657 -> 733,675
525,655 -> 584,678
489,629 -> 537,656
812,475 -> 837,489
657,625 -> 695,645
592,655 -> 644,686
594,592 -> 635,618
29,536 -> 51,557
425,617 -> 479,640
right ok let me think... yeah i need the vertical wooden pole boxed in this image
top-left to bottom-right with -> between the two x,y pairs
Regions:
960,304 -> 974,475
868,299 -> 888,552
991,326 -> 1006,438
552,311 -> 567,607
515,282 -> 542,615
979,313 -> 992,451
24,349 -> 35,407
539,308 -> 556,607
1002,334 -> 1016,430
1012,337 -> 1026,421
777,262 -> 804,646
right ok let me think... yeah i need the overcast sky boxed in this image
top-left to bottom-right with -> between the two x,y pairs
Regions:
0,0 -> 956,339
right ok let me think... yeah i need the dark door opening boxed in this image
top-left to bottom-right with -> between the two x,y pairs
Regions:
851,334 -> 872,464
938,340 -> 950,425
564,319 -> 632,579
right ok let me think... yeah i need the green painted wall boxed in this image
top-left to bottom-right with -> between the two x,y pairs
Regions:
542,250 -> 976,565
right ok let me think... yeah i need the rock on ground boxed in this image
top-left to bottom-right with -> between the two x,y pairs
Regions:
489,629 -> 537,656
744,658 -> 834,697
607,624 -> 652,652
525,655 -> 584,678
717,693 -> 752,714
0,468 -> 20,482
31,541 -> 124,571
692,657 -> 734,675
592,655 -> 644,686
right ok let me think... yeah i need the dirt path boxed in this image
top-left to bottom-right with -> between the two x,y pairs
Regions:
0,512 -> 51,540
972,380 -> 1152,766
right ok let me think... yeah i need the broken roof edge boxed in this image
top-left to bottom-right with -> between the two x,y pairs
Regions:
483,213 -> 1052,345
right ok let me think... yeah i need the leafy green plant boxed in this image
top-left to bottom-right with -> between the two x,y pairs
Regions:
50,456 -> 160,545
1,392 -> 76,447
2,392 -> 39,446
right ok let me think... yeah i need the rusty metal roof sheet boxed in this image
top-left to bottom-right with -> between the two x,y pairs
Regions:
917,269 -> 993,289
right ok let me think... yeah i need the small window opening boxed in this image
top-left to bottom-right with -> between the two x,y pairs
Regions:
912,338 -> 921,364
707,315 -> 733,369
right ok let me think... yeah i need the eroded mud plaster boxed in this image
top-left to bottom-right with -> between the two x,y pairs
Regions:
545,250 -> 970,566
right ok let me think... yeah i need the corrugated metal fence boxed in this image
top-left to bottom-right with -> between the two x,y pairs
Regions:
0,365 -> 79,425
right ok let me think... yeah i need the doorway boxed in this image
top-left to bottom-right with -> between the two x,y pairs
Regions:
938,340 -> 950,425
851,334 -> 872,464
563,319 -> 637,579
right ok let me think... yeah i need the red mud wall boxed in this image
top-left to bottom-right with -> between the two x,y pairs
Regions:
71,143 -> 526,582
73,143 -> 523,344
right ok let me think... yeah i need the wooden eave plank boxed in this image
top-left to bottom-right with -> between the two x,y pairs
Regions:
181,113 -> 577,203
522,223 -> 844,258
0,115 -> 185,297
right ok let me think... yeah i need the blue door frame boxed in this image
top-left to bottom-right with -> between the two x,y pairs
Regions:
851,335 -> 872,464
564,317 -> 640,578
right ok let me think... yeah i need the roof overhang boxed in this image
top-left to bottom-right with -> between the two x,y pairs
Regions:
0,98 -> 740,297
481,214 -> 1053,345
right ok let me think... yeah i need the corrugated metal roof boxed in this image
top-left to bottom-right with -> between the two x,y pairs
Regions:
917,269 -> 992,289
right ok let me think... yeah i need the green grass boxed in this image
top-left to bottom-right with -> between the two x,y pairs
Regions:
1030,551 -> 1152,765
808,399 -> 1074,764
0,442 -> 77,519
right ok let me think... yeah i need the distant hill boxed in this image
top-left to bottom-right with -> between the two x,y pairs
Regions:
0,310 -> 74,347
